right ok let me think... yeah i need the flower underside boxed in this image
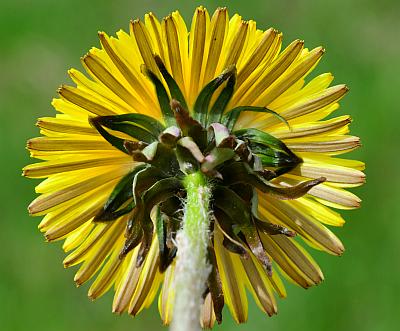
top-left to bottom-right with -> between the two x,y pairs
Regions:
89,57 -> 326,322
23,6 -> 366,327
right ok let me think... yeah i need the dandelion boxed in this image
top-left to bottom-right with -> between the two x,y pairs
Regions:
24,6 -> 364,331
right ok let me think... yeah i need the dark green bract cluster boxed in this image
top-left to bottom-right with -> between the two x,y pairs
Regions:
89,57 -> 325,321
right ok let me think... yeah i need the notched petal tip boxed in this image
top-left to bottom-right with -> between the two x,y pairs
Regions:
27,203 -> 34,214
162,13 -> 173,22
27,200 -> 39,215
112,307 -> 123,315
146,11 -> 156,18
88,291 -> 97,301
56,85 -> 64,95
196,5 -> 206,13
25,139 -> 33,150
337,246 -> 345,256
338,84 -> 350,94
343,116 -> 353,125
74,275 -> 85,288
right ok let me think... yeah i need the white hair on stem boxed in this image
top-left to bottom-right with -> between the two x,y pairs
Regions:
171,172 -> 212,331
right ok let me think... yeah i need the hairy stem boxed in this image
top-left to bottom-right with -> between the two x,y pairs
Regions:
171,172 -> 211,331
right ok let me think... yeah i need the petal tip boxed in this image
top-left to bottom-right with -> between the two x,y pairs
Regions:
27,201 -> 37,215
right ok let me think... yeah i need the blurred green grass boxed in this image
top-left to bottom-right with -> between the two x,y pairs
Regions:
1,0 -> 399,330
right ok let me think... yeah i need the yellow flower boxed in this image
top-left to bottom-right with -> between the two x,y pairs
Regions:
24,6 -> 364,328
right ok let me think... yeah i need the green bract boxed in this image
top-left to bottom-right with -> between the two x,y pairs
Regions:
89,58 -> 325,323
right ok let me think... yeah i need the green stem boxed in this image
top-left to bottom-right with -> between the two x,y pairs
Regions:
171,172 -> 211,331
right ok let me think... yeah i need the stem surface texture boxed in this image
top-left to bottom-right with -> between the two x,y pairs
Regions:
171,172 -> 211,331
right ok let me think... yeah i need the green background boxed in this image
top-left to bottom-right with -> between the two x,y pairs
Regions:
1,0 -> 399,330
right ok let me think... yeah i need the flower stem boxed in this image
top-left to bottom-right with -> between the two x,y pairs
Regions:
171,172 -> 211,331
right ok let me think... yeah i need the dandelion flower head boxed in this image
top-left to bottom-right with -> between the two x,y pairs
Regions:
24,6 -> 364,327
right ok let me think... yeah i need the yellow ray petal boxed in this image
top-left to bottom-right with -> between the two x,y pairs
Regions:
41,187 -> 109,241
64,222 -> 112,268
255,47 -> 325,107
88,242 -> 124,299
51,98 -> 89,120
68,68 -> 134,114
172,11 -> 190,93
269,266 -> 287,298
28,168 -> 125,214
298,152 -> 365,170
62,221 -> 94,252
34,164 -> 119,193
200,292 -> 216,329
268,72 -> 334,112
37,117 -> 97,136
128,238 -> 161,315
58,84 -> 116,116
285,135 -> 361,155
188,6 -> 209,104
292,159 -> 365,185
269,84 -> 348,128
162,13 -> 188,96
82,52 -> 145,111
236,28 -> 277,87
310,185 -> 362,209
202,8 -> 229,86
260,233 -> 323,288
142,271 -> 164,310
98,32 -> 159,112
220,15 -> 249,69
239,19 -> 261,60
145,12 -> 166,60
23,155 -> 131,178
259,198 -> 344,255
234,31 -> 282,100
267,78 -> 306,111
233,39 -> 303,107
290,197 -> 346,226
158,263 -> 175,325
112,31 -> 160,113
271,115 -> 352,140
112,248 -> 141,314
27,136 -> 115,151
274,172 -> 361,210
214,228 -> 248,324
74,220 -> 125,286
130,19 -> 160,78
241,253 -> 277,316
